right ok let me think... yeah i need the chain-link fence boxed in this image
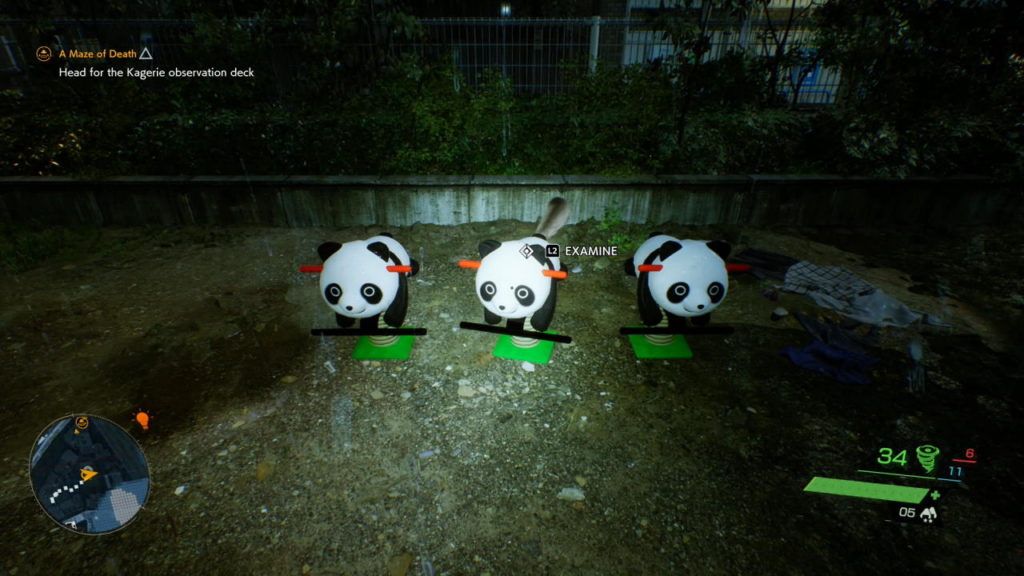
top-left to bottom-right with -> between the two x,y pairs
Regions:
1,17 -> 839,103
408,17 -> 839,103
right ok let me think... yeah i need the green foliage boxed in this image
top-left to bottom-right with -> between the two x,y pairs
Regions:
376,63 -> 515,173
597,203 -> 624,233
2,1 -> 1020,179
595,203 -> 651,255
0,109 -> 89,176
543,66 -> 677,174
0,223 -> 99,275
681,108 -> 812,174
0,66 -> 816,177
815,0 -> 1024,177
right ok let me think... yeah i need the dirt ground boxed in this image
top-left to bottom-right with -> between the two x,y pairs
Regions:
1,220 -> 1022,576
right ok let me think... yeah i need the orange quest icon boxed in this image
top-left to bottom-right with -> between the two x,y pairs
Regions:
74,416 -> 89,430
35,46 -> 53,62
133,410 -> 151,431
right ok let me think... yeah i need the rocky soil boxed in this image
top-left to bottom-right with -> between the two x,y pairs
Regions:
1,221 -> 1022,575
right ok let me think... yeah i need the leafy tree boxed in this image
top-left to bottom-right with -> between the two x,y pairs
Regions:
815,0 -> 1024,177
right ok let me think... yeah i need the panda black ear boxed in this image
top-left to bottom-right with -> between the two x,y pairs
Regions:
478,239 -> 501,257
318,242 -> 342,262
366,241 -> 392,262
528,244 -> 548,266
706,241 -> 731,261
624,257 -> 637,277
657,240 -> 683,261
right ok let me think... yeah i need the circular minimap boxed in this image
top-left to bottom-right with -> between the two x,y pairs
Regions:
29,414 -> 150,534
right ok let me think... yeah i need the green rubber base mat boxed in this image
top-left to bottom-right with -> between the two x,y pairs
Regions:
627,329 -> 693,359
352,331 -> 418,360
492,333 -> 557,364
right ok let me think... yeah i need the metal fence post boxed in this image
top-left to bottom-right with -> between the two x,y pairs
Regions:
0,17 -> 837,100
589,16 -> 601,73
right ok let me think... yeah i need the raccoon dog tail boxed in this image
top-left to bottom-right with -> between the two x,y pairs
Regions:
534,197 -> 570,239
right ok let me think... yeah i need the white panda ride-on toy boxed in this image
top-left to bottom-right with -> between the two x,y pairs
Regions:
625,233 -> 732,330
472,198 -> 569,335
459,198 -> 572,351
317,234 -> 420,330
475,235 -> 563,334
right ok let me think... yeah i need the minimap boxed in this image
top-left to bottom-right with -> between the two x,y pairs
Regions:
29,414 -> 150,534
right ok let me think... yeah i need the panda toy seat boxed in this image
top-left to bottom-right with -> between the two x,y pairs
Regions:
475,236 -> 563,333
317,234 -> 419,330
471,198 -> 570,334
626,234 -> 731,329
458,198 -> 572,362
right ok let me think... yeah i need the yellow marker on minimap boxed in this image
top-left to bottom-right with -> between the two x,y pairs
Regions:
80,469 -> 98,483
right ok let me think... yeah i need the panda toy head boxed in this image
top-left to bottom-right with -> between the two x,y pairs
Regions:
317,235 -> 418,328
475,237 -> 562,331
628,234 -> 731,325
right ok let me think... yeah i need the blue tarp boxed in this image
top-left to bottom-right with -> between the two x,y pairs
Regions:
780,340 -> 879,385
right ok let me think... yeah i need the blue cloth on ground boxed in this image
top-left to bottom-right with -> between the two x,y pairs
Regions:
780,340 -> 879,385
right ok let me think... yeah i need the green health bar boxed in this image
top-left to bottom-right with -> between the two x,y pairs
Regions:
804,477 -> 930,504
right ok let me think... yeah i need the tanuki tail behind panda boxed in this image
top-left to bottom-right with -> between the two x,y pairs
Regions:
535,197 -> 570,239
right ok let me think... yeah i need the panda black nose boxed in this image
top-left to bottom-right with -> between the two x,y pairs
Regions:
345,305 -> 354,311
697,304 -> 705,310
498,305 -> 505,310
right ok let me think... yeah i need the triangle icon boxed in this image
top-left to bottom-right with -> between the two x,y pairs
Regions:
139,47 -> 152,61
80,468 -> 98,482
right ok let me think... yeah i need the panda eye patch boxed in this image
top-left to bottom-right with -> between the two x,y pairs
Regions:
360,283 -> 382,304
514,285 -> 535,306
325,283 -> 342,304
707,282 -> 725,303
480,281 -> 497,302
667,282 -> 689,304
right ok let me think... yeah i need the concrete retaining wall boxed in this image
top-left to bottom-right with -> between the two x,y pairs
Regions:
1,175 -> 1021,228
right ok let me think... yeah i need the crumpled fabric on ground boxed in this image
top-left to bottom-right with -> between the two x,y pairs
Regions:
781,261 -> 931,327
843,289 -> 925,327
793,312 -> 878,355
780,340 -> 879,385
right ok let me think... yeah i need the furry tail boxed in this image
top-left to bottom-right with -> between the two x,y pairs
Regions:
535,197 -> 570,239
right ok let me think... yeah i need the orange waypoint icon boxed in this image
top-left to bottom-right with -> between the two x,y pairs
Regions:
80,468 -> 98,482
135,411 -> 151,431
